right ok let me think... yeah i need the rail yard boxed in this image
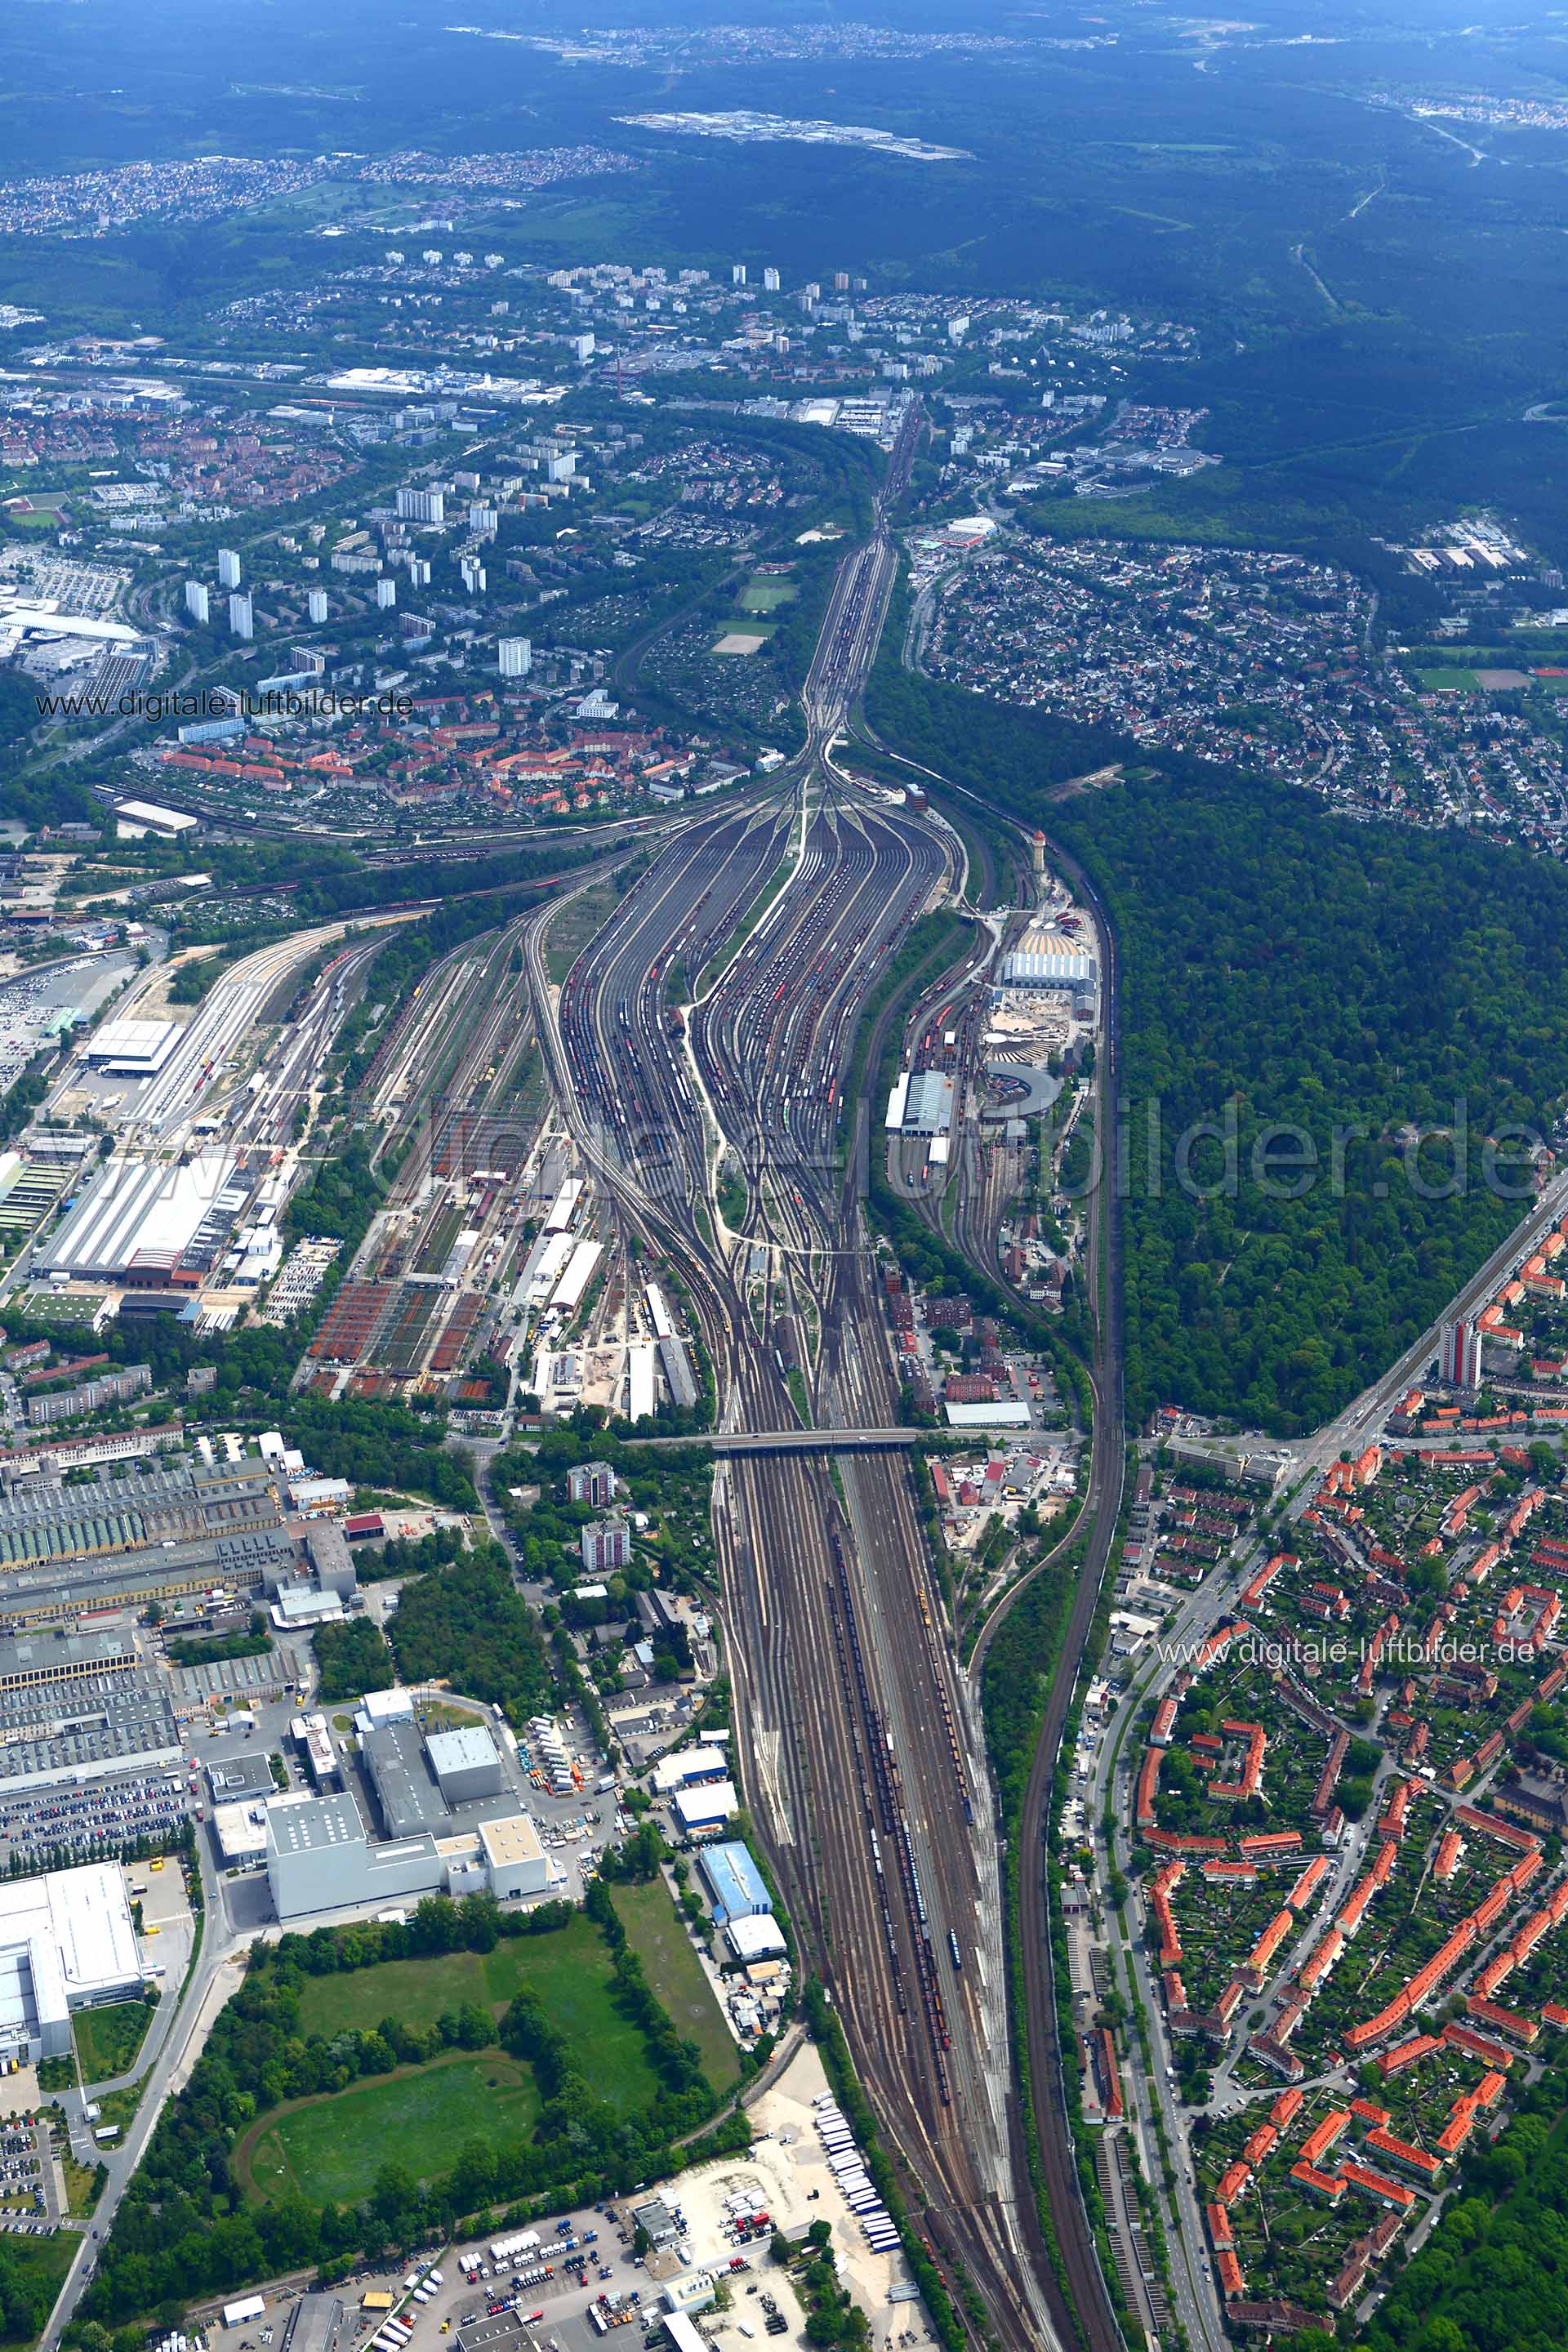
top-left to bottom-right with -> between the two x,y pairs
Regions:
519,410 -> 1105,2352
0,394 -> 1127,2352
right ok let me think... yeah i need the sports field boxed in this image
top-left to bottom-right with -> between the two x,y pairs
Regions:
237,2053 -> 540,2203
739,577 -> 797,613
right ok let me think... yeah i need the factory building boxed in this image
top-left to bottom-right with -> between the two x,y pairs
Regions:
0,1454 -> 270,1571
280,2296 -> 345,2352
265,1790 -> 390,1920
363,1719 -> 450,1840
723,1914 -> 787,1966
35,1152 -> 242,1287
899,1071 -> 956,1139
646,1285 -> 699,1411
270,1584 -> 345,1630
0,1655 -> 180,1792
658,1335 -> 698,1411
943,1399 -> 1031,1430
364,1717 -> 506,1830
0,1625 -> 135,1692
0,1862 -> 145,2062
354,1685 -> 414,1731
997,926 -> 1097,1006
210,1768 -> 277,1872
264,1523 -> 359,1629
213,1797 -> 273,1869
305,1524 -> 357,1596
82,1019 -> 179,1079
265,1789 -> 559,1922
478,1814 -> 550,1900
672,1781 -> 737,1840
428,1726 -> 503,1805
208,1753 -> 277,1805
112,800 -> 198,838
291,1711 -> 340,1788
0,1523 -> 296,1631
652,1745 -> 729,1796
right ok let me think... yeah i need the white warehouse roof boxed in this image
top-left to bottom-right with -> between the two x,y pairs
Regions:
83,1018 -> 179,1076
35,1150 -> 238,1281
652,1744 -> 728,1793
551,1239 -> 603,1312
114,800 -> 198,832
357,1686 -> 415,1726
1000,950 -> 1096,988
0,605 -> 142,645
673,1780 -> 737,1829
902,1070 -> 955,1138
1000,926 -> 1097,994
944,1401 -> 1032,1428
724,1913 -> 787,1961
0,1862 -> 141,2043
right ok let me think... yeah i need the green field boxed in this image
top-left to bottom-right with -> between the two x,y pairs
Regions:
1412,666 -> 1482,693
238,2052 -> 540,2203
612,1881 -> 741,2092
73,1999 -> 155,2086
228,1900 -> 737,2212
235,1909 -> 701,2207
290,1916 -> 662,2113
739,579 -> 798,613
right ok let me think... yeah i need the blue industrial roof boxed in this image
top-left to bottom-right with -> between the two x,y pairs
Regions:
697,1838 -> 771,1925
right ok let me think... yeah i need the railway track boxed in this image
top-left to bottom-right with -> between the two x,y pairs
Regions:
522,399 -> 1079,2352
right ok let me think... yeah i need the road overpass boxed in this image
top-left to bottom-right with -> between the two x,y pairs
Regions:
520,1425 -> 933,1455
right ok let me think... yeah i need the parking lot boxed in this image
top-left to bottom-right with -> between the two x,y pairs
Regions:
0,2122 -> 43,2220
249,2051 -> 935,2352
0,1766 -> 189,1873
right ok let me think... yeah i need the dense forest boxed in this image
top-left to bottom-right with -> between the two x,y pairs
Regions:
389,1543 -> 550,1717
0,2237 -> 68,2346
1054,765 -> 1568,1432
312,1615 -> 394,1704
867,658 -> 1568,1433
277,1395 -> 479,1513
